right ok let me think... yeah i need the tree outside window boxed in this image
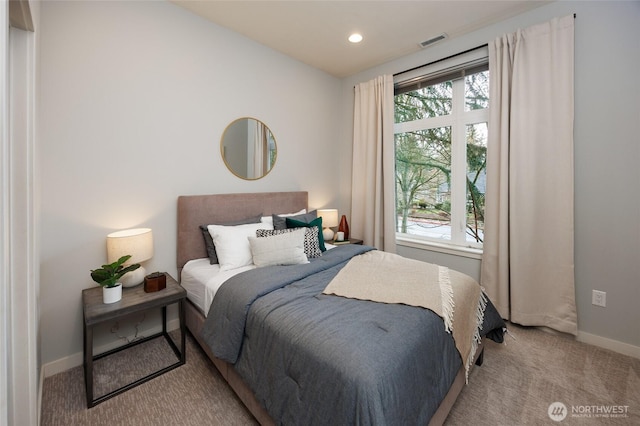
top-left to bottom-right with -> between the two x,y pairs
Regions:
394,70 -> 489,247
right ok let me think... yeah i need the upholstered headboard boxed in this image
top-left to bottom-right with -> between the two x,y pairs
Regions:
176,191 -> 308,275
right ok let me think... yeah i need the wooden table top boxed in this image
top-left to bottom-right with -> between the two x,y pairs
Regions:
82,273 -> 185,326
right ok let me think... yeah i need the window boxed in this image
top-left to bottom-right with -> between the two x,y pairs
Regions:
394,48 -> 489,249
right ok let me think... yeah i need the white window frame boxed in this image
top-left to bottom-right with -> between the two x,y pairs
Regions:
394,47 -> 489,253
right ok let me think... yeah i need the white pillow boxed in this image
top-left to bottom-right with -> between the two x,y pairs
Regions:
249,228 -> 309,267
261,209 -> 307,227
207,222 -> 273,271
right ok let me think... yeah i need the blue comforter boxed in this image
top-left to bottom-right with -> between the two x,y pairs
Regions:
202,245 -> 505,425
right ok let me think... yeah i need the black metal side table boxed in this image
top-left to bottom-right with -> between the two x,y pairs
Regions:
82,273 -> 186,408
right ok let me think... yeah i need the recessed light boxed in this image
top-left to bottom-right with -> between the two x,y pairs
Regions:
348,33 -> 363,43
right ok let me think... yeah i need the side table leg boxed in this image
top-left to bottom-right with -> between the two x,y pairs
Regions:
162,305 -> 167,334
84,323 -> 94,408
180,299 -> 186,363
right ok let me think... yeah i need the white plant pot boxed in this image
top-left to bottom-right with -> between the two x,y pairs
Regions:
103,283 -> 122,304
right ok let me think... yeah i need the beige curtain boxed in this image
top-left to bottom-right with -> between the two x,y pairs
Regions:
252,121 -> 267,176
481,15 -> 577,335
351,75 -> 396,252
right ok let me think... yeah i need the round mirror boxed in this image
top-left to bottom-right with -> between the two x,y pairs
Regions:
221,117 -> 277,180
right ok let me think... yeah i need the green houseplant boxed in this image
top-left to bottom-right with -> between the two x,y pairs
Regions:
90,255 -> 140,304
90,255 -> 141,287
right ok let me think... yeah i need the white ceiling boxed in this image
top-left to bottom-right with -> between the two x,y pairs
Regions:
171,1 -> 550,78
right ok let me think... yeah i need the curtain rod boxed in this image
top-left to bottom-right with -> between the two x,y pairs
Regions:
393,44 -> 488,78
393,13 -> 575,78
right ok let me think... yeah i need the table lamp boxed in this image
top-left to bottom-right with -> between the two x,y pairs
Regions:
317,209 -> 338,241
106,228 -> 153,287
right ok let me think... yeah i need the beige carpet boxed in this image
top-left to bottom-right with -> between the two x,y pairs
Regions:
447,325 -> 639,425
41,324 -> 640,425
41,334 -> 257,426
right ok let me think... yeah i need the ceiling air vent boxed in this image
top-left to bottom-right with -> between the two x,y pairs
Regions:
419,33 -> 447,49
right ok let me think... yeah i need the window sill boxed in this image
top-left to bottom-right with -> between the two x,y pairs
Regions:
396,235 -> 483,260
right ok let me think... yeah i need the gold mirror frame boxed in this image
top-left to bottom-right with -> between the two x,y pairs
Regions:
220,117 -> 277,180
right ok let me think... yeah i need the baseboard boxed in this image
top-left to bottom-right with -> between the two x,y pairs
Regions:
577,331 -> 640,360
42,318 -> 181,378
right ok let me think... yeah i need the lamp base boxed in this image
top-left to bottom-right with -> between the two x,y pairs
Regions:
120,267 -> 146,288
322,228 -> 334,242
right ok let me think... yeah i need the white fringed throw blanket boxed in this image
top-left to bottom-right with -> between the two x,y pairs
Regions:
323,251 -> 487,381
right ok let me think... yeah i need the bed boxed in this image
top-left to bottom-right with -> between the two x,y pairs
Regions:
177,191 -> 505,425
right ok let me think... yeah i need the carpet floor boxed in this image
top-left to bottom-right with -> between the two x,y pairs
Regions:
41,324 -> 639,425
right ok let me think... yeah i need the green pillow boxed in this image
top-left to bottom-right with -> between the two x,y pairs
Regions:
286,216 -> 326,252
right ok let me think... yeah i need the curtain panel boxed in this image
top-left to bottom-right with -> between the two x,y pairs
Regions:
351,75 -> 396,252
481,15 -> 577,335
253,120 -> 267,176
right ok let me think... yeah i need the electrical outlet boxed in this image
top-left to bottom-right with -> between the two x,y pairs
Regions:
592,290 -> 606,307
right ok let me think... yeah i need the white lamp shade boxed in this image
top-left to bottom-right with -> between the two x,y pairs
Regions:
317,209 -> 338,228
106,228 -> 153,288
106,228 -> 154,265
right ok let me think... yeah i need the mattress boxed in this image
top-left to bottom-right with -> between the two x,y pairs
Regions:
180,258 -> 255,315
181,243 -> 337,315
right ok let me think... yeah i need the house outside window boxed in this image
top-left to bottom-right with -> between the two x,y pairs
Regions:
394,48 -> 489,250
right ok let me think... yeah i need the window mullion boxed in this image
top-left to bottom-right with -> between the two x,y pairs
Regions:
394,115 -> 453,134
462,108 -> 489,125
450,78 -> 467,245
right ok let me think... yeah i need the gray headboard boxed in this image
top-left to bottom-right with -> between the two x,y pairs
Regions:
177,191 -> 308,274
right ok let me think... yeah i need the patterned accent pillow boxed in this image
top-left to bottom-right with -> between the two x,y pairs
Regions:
256,226 -> 322,258
286,217 -> 326,252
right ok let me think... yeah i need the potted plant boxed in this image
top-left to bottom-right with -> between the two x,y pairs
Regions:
90,255 -> 141,304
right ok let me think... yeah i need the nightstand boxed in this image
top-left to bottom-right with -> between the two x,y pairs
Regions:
328,238 -> 363,245
82,273 -> 186,408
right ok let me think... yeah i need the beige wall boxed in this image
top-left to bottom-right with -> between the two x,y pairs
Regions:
38,0 -> 342,369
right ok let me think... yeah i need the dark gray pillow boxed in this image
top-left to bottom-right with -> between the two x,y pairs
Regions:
200,213 -> 263,264
272,210 -> 317,230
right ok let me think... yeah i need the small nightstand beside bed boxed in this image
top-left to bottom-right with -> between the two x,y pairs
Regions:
177,191 -> 505,425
